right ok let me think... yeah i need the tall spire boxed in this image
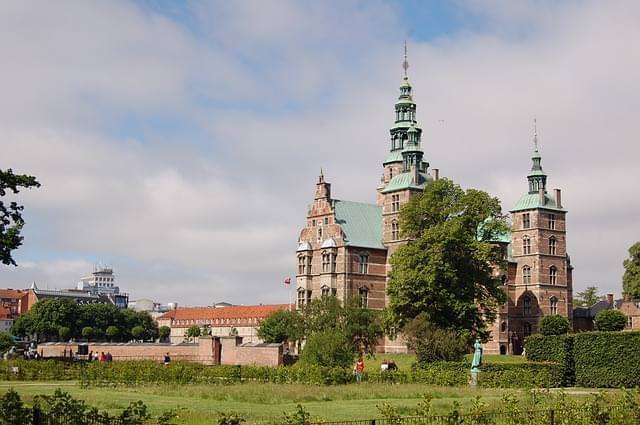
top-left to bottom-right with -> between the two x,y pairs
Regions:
527,119 -> 547,194
533,118 -> 539,152
402,40 -> 409,78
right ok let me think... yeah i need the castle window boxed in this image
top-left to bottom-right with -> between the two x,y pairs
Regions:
298,256 -> 305,275
297,288 -> 305,307
322,252 -> 330,273
628,316 -> 632,328
306,290 -> 312,304
391,221 -> 400,240
523,322 -> 532,337
550,297 -> 558,315
523,296 -> 532,316
523,266 -> 531,284
321,286 -> 330,297
359,255 -> 369,274
391,194 -> 400,212
305,255 -> 312,275
501,321 -> 507,333
548,214 -> 556,230
317,227 -> 323,241
330,253 -> 337,273
549,266 -> 557,285
523,213 -> 530,229
312,219 -> 316,226
549,237 -> 557,255
523,236 -> 531,255
359,287 -> 369,308
324,217 -> 329,225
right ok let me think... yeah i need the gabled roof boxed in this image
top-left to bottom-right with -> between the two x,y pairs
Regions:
333,200 -> 384,249
511,192 -> 565,213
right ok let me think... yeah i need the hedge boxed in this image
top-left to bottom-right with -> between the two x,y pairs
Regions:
525,334 -> 575,386
0,359 -> 562,388
574,331 -> 640,388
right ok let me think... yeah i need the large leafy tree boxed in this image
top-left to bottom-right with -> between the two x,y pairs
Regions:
387,178 -> 508,340
623,241 -> 640,299
0,169 -> 40,266
573,286 -> 600,307
256,309 -> 303,344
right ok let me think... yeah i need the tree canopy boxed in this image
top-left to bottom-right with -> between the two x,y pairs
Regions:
539,315 -> 570,336
573,286 -> 600,307
623,241 -> 640,299
256,309 -> 302,344
387,178 -> 508,340
0,168 -> 40,266
594,309 -> 627,332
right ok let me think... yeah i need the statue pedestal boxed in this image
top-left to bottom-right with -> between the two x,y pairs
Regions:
469,370 -> 479,387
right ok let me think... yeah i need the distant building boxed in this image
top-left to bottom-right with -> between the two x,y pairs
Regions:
616,298 -> 640,330
26,282 -> 109,306
129,298 -> 178,319
0,305 -> 13,332
156,304 -> 291,344
77,266 -> 129,308
573,294 -> 615,332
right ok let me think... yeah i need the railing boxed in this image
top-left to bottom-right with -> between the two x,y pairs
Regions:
312,407 -> 636,425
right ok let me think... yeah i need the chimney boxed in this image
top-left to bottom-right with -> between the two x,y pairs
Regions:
606,293 -> 614,306
432,168 -> 439,181
554,189 -> 562,209
538,188 -> 545,205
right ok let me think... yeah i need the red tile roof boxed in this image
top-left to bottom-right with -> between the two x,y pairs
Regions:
0,289 -> 27,299
157,304 -> 292,322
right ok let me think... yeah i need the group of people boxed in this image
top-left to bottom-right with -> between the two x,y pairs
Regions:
352,357 -> 400,383
87,351 -> 113,362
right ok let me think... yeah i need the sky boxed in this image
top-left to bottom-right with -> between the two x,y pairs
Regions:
1,0 -> 639,306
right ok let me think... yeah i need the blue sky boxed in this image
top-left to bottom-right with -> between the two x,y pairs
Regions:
1,0 -> 639,305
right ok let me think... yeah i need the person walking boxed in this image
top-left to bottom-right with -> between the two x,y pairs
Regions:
353,356 -> 365,383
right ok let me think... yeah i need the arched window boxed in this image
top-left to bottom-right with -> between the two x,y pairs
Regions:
500,322 -> 507,333
297,288 -> 305,307
523,266 -> 531,284
359,254 -> 369,274
321,285 -> 330,297
549,237 -> 557,255
298,256 -> 305,275
523,322 -> 532,337
305,254 -> 312,275
330,253 -> 337,273
317,226 -> 323,241
549,297 -> 558,315
321,252 -> 330,273
522,236 -> 531,255
391,195 -> 400,212
549,266 -> 557,285
359,287 -> 369,308
523,295 -> 532,315
391,221 -> 400,240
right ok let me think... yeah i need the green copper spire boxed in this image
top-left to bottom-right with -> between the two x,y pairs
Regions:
527,119 -> 547,194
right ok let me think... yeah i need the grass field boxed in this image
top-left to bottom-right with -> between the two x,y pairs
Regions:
0,380 -> 604,425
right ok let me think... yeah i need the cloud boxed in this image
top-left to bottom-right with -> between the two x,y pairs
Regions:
1,0 -> 639,304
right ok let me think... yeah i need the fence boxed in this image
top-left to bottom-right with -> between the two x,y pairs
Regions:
10,407 -> 142,425
312,407 -> 636,425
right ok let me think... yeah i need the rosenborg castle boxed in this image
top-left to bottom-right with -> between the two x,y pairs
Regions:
295,67 -> 572,354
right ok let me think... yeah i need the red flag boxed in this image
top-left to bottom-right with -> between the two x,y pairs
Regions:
284,277 -> 291,285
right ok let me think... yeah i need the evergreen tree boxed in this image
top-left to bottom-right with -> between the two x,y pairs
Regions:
623,242 -> 640,299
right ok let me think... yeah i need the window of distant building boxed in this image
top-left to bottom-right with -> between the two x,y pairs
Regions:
392,194 -> 400,212
549,237 -> 557,255
298,256 -> 305,275
501,321 -> 507,333
359,287 -> 369,308
317,227 -> 323,241
305,255 -> 312,275
306,290 -> 312,304
297,289 -> 305,307
324,217 -> 329,225
322,252 -> 330,273
312,219 -> 316,226
321,286 -> 330,297
523,213 -> 530,229
523,295 -> 532,316
550,297 -> 558,315
523,322 -> 532,337
549,266 -> 557,285
359,255 -> 369,274
391,221 -> 400,240
628,316 -> 633,328
548,214 -> 556,230
330,253 -> 337,273
523,266 -> 531,284
523,236 -> 531,255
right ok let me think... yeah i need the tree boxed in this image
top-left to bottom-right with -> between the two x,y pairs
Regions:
623,242 -> 640,299
257,309 -> 303,344
186,325 -> 201,342
573,286 -> 600,307
299,329 -> 355,368
0,389 -> 29,425
131,325 -> 145,340
1,169 -> 41,266
11,299 -> 80,341
158,326 -> 171,342
58,326 -> 71,341
539,315 -> 570,336
0,332 -> 14,354
594,309 -> 627,331
403,314 -> 468,364
106,326 -> 120,342
81,326 -> 94,341
122,309 -> 158,341
387,178 -> 508,339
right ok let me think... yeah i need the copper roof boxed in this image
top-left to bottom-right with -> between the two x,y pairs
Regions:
157,304 -> 292,321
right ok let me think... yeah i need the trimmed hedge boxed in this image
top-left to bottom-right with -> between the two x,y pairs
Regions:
525,334 -> 575,386
574,331 -> 640,388
0,359 -> 562,388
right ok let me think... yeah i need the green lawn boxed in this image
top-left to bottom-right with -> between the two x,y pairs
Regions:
371,353 -> 525,371
0,381 -> 605,425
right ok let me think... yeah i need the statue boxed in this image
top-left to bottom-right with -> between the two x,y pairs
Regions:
470,339 -> 482,373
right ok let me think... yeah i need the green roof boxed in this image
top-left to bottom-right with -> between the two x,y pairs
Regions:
511,192 -> 565,212
383,150 -> 403,165
334,200 -> 384,249
381,171 -> 432,194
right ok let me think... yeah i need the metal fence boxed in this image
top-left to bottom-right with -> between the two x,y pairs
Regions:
15,408 -> 140,425
311,407 -> 639,425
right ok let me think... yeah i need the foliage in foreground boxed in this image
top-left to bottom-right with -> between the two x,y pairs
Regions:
387,178 -> 508,340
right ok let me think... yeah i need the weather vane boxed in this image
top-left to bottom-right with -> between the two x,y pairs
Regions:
402,40 -> 409,77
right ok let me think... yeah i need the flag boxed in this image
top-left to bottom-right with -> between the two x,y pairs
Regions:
284,277 -> 291,285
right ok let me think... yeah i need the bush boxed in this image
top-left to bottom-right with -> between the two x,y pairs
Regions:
106,326 -> 120,341
58,327 -> 71,341
158,326 -> 171,342
0,332 -> 14,354
525,334 -> 575,386
81,327 -> 94,341
539,315 -> 570,336
594,309 -> 627,331
131,326 -> 145,340
574,331 -> 640,387
404,314 -> 469,364
299,329 -> 355,368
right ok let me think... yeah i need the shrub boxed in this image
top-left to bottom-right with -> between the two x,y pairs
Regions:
158,326 -> 171,342
574,331 -> 640,387
299,329 -> 355,368
81,327 -> 94,341
594,309 -> 627,331
0,388 -> 30,425
0,332 -> 14,354
131,326 -> 145,340
106,326 -> 120,342
539,315 -> 570,336
525,334 -> 575,386
58,326 -> 71,341
404,314 -> 469,364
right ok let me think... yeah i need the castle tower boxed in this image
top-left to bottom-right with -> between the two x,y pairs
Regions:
508,122 -> 573,350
